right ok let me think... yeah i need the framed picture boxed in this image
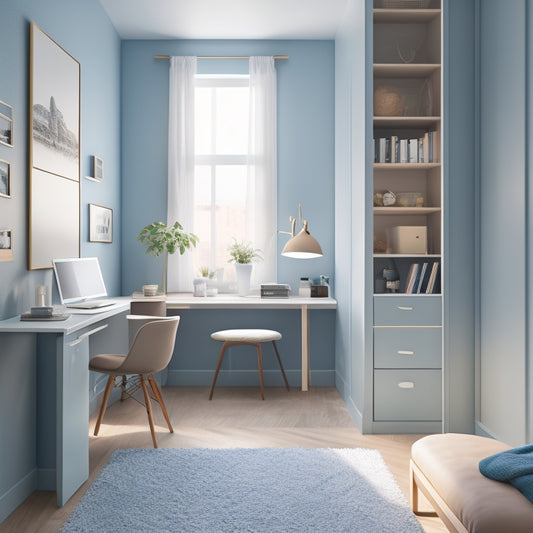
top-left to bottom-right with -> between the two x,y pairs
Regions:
89,204 -> 113,243
0,100 -> 13,147
29,22 -> 80,269
0,159 -> 10,198
93,155 -> 103,181
0,229 -> 14,262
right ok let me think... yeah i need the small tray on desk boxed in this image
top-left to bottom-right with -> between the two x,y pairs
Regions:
20,313 -> 71,321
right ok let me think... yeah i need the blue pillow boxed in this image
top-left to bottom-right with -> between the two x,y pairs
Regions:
479,445 -> 533,503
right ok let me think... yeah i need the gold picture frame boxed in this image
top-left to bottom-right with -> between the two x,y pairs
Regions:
89,204 -> 113,243
29,22 -> 81,269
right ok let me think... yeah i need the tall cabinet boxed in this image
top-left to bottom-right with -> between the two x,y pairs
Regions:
371,0 -> 443,433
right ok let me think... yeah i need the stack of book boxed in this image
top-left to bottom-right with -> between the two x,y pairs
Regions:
404,262 -> 440,294
260,284 -> 290,298
373,131 -> 440,164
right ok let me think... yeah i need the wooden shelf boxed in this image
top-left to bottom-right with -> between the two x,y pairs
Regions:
374,206 -> 441,215
374,116 -> 440,128
374,63 -> 441,78
374,253 -> 441,259
373,8 -> 441,23
374,162 -> 440,170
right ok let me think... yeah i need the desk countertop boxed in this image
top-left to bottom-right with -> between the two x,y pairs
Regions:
0,294 -> 337,334
164,293 -> 337,310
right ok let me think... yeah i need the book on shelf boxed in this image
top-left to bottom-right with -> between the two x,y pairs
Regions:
405,263 -> 419,294
400,139 -> 408,163
426,262 -> 440,294
418,263 -> 432,293
409,139 -> 418,163
373,131 -> 439,164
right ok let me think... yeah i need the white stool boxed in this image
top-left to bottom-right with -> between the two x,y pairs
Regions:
208,329 -> 290,400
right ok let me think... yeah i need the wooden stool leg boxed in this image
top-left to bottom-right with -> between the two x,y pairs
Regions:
140,374 -> 158,448
94,375 -> 115,436
209,342 -> 230,400
256,343 -> 265,400
148,374 -> 173,433
272,340 -> 290,391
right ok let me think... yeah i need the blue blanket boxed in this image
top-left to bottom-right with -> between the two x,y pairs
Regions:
479,445 -> 533,503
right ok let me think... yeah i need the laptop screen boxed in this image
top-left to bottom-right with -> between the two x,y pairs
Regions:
53,257 -> 107,304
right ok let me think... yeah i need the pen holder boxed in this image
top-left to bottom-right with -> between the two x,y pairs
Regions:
35,285 -> 48,307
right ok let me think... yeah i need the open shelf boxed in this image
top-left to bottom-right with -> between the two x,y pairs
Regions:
374,206 -> 441,215
373,8 -> 441,23
374,162 -> 440,170
374,116 -> 440,128
374,63 -> 440,78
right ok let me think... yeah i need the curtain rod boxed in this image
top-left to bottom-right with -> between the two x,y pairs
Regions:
154,54 -> 289,60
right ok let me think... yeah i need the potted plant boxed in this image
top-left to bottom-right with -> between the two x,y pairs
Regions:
137,221 -> 198,294
227,238 -> 262,296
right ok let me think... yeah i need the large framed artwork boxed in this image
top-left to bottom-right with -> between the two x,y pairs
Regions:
29,22 -> 80,269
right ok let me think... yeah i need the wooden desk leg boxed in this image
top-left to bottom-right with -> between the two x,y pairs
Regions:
301,305 -> 309,391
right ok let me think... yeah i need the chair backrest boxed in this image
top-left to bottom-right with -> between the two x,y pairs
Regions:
118,316 -> 180,375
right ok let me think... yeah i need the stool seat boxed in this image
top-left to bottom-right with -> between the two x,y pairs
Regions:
209,328 -> 289,400
211,329 -> 282,343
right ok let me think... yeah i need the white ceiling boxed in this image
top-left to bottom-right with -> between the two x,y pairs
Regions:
98,0 -> 349,40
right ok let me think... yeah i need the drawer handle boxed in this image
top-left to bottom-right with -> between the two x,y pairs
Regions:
398,381 -> 415,389
397,350 -> 414,356
397,306 -> 413,311
68,324 -> 108,347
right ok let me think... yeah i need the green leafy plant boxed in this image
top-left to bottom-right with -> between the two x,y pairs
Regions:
199,266 -> 215,279
137,221 -> 199,292
227,238 -> 262,264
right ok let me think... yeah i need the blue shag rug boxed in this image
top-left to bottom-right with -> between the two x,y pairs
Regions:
61,447 -> 423,532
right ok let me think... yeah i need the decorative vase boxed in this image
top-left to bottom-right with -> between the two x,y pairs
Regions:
235,263 -> 253,296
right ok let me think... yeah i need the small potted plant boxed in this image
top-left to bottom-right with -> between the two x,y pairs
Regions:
137,221 -> 198,294
227,238 -> 262,296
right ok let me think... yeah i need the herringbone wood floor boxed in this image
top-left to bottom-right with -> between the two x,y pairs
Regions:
0,386 -> 447,532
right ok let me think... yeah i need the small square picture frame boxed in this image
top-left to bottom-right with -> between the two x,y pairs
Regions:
0,100 -> 13,148
89,203 -> 112,243
93,155 -> 103,182
0,229 -> 14,261
0,159 -> 11,198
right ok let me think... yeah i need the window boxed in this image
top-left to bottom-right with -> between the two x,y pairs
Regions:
193,76 -> 250,282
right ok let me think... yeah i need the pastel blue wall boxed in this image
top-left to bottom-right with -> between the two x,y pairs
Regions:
120,39 -> 336,386
477,0 -> 531,445
0,0 -> 120,521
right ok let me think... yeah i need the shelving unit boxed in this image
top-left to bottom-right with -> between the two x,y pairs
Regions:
373,0 -> 442,295
370,0 -> 443,433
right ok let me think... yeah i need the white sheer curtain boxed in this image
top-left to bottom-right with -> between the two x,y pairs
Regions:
247,56 -> 277,286
167,56 -> 197,292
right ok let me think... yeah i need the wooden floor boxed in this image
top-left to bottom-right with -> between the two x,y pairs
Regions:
0,386 -> 447,533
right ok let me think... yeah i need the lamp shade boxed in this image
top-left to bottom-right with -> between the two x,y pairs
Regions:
281,221 -> 323,259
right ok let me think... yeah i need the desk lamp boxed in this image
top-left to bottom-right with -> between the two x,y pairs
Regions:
280,205 -> 323,259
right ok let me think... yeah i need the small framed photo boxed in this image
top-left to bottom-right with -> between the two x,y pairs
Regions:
0,100 -> 13,147
0,229 -> 14,261
0,159 -> 10,198
93,155 -> 103,181
89,203 -> 112,243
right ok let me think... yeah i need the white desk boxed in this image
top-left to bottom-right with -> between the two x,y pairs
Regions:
164,293 -> 337,392
0,294 -> 335,508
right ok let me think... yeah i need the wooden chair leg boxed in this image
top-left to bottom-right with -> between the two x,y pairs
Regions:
256,343 -> 265,400
94,375 -> 115,436
209,342 -> 230,400
148,374 -> 173,433
140,374 -> 158,448
272,340 -> 290,391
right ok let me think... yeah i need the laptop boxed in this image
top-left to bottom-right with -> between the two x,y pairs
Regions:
52,257 -> 116,311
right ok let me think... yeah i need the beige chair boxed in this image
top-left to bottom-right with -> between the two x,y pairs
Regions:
208,329 -> 290,400
89,316 -> 180,448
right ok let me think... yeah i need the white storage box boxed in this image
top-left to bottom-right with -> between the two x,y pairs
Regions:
389,226 -> 427,254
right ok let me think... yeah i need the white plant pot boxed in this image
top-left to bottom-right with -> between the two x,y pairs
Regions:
235,263 -> 253,296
